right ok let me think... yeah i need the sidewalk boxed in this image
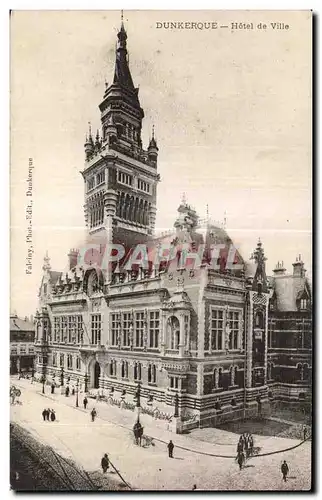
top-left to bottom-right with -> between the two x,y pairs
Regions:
13,378 -> 302,457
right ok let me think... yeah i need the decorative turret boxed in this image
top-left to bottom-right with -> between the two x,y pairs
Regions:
251,239 -> 268,293
174,194 -> 199,232
94,130 -> 102,152
147,125 -> 159,165
84,123 -> 94,161
68,248 -> 79,270
104,114 -> 118,145
292,254 -> 306,277
42,251 -> 51,272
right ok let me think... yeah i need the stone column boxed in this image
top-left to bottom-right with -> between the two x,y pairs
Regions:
178,313 -> 185,357
104,189 -> 118,283
160,311 -> 167,355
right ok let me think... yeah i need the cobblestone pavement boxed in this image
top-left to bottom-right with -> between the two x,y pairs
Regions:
10,378 -> 312,491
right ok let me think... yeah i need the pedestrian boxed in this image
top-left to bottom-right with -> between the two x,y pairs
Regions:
51,383 -> 55,394
46,408 -> 51,421
101,453 -> 109,473
249,434 -> 254,456
50,409 -> 56,422
42,408 -> 47,421
237,451 -> 245,471
83,396 -> 88,409
167,440 -> 174,458
65,386 -> 70,397
281,460 -> 289,482
72,386 -> 75,396
91,408 -> 97,422
303,426 -> 307,441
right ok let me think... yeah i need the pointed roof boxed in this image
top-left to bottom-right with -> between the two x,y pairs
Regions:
113,22 -> 135,91
251,239 -> 268,293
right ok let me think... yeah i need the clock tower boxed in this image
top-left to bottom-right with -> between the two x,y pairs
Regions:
82,21 -> 160,276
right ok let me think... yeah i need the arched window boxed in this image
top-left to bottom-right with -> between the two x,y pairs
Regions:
168,316 -> 180,350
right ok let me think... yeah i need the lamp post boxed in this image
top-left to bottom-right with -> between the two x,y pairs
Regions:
76,378 -> 79,408
42,375 -> 45,394
84,372 -> 88,393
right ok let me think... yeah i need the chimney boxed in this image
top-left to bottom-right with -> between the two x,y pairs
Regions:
292,254 -> 306,277
273,261 -> 286,276
68,248 -> 79,270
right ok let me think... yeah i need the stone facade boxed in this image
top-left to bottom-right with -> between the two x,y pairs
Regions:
34,21 -> 311,430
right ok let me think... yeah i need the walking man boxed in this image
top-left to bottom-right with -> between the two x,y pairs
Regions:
91,408 -> 97,422
42,408 -> 47,421
167,440 -> 174,458
237,451 -> 245,471
303,426 -> 308,441
46,408 -> 51,421
50,409 -> 56,422
83,396 -> 88,410
101,453 -> 109,473
281,460 -> 289,482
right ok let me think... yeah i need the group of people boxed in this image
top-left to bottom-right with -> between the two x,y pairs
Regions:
236,433 -> 254,470
41,408 -> 56,422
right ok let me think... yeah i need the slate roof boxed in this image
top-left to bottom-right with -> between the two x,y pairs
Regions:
10,315 -> 35,332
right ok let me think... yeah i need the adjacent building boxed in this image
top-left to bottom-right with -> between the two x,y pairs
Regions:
10,314 -> 35,375
34,21 -> 312,429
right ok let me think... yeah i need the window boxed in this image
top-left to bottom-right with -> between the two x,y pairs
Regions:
134,362 -> 142,381
211,309 -> 224,351
67,354 -> 73,370
148,364 -> 157,384
60,354 -> 64,367
68,316 -> 73,343
54,317 -> 60,342
76,357 -> 81,371
97,170 -> 105,185
168,316 -> 180,350
138,179 -> 150,193
87,177 -> 95,191
300,299 -> 308,310
227,311 -> 239,350
118,171 -> 133,186
91,314 -> 101,345
255,311 -> 264,329
61,316 -> 67,343
135,312 -> 145,347
121,361 -> 128,378
184,315 -> 189,349
111,313 -> 119,346
109,360 -> 117,377
170,376 -> 179,389
52,353 -> 57,366
149,311 -> 160,348
122,312 -> 132,346
77,316 -> 83,344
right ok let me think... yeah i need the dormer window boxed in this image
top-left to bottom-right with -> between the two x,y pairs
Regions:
300,298 -> 308,310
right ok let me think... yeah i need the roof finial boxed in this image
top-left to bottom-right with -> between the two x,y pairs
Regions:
121,9 -> 124,22
206,204 -> 209,220
88,121 -> 92,138
152,124 -> 155,140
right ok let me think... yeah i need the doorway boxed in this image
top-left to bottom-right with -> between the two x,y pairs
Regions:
94,361 -> 101,389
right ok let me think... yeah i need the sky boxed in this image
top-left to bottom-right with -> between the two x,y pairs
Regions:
10,10 -> 312,317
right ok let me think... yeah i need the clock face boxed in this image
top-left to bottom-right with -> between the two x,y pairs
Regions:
87,270 -> 98,296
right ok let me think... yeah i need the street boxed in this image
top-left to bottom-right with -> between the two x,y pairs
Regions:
10,378 -> 311,491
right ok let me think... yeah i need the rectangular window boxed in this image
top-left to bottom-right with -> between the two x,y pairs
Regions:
91,314 -> 101,345
97,170 -> 105,185
135,312 -> 145,347
76,357 -> 81,371
67,355 -> 73,370
149,311 -> 160,348
118,171 -> 133,186
122,312 -> 132,346
77,316 -> 83,344
111,313 -> 119,346
138,179 -> 150,193
60,354 -> 64,367
61,316 -> 67,343
211,309 -> 224,351
52,353 -> 57,366
54,317 -> 59,342
87,177 -> 95,191
227,310 -> 240,350
170,377 -> 178,389
68,316 -> 73,343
